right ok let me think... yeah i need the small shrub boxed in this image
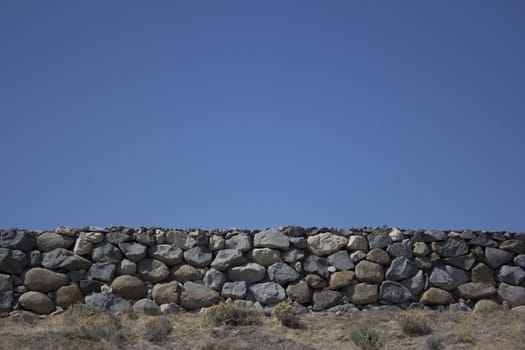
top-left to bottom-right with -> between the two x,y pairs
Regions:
350,327 -> 382,350
426,336 -> 444,350
457,330 -> 475,343
143,317 -> 173,342
203,303 -> 261,326
63,304 -> 122,342
398,313 -> 432,336
273,302 -> 302,329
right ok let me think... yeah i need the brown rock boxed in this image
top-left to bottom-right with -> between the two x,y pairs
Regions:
56,284 -> 84,308
329,271 -> 355,289
110,275 -> 147,299
420,287 -> 454,305
286,280 -> 311,304
366,249 -> 390,265
152,281 -> 180,305
305,274 -> 327,289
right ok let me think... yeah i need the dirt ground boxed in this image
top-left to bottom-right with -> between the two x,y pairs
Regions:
0,307 -> 524,350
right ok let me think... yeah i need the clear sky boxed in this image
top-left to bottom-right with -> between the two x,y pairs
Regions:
1,1 -> 524,231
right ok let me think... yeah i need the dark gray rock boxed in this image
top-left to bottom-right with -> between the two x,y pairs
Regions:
104,231 -> 131,245
172,264 -> 201,283
0,290 -> 13,313
134,230 -> 155,246
415,257 -> 432,271
85,292 -> 130,314
327,251 -> 354,270
184,246 -> 212,267
87,262 -> 116,282
267,262 -> 300,284
251,248 -> 282,266
210,249 -> 246,271
499,240 -> 525,254
225,234 -> 252,252
386,240 -> 412,258
498,283 -> 525,307
429,265 -> 469,291
470,234 -> 497,247
367,230 -> 392,249
0,248 -> 27,274
400,269 -> 426,295
203,268 -> 226,291
148,244 -> 183,266
180,281 -> 221,310
284,226 -> 306,237
514,254 -> 525,269
28,250 -> 42,267
137,259 -> 169,282
79,279 -> 102,295
42,248 -> 92,270
222,281 -> 247,299
91,243 -> 123,264
249,282 -> 286,305
289,237 -> 306,249
433,238 -> 469,257
0,230 -> 35,251
379,281 -> 414,303
471,263 -> 495,285
118,242 -> 147,262
496,265 -> 525,285
313,290 -> 343,311
0,274 -> 12,291
412,230 -> 447,242
485,247 -> 514,268
227,263 -> 266,283
133,298 -> 161,315
281,249 -> 304,264
444,254 -> 476,270
303,255 -> 329,279
456,283 -> 497,299
385,257 -> 418,281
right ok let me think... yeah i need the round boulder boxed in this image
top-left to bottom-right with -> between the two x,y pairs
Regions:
111,275 -> 148,299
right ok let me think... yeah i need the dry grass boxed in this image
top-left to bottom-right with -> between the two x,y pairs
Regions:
0,307 -> 524,350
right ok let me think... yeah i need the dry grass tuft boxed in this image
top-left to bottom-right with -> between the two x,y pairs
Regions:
397,312 -> 432,336
350,326 -> 382,350
273,302 -> 303,329
142,317 -> 173,342
202,303 -> 261,326
62,304 -> 122,342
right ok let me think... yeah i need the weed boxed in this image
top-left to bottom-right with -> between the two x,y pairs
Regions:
398,313 -> 432,336
63,304 -> 122,342
457,330 -> 475,343
350,327 -> 382,350
143,317 -> 173,342
426,336 -> 444,350
203,303 -> 261,326
273,302 -> 302,329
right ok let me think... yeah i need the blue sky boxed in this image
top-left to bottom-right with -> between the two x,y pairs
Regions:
1,1 -> 524,231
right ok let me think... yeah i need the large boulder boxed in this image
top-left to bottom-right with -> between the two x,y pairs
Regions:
19,291 -> 55,314
184,246 -> 212,267
307,232 -> 347,256
444,254 -> 477,271
303,255 -> 329,279
36,232 -> 74,252
24,268 -> 68,292
225,234 -> 252,252
152,281 -> 179,304
118,242 -> 147,262
367,230 -> 392,249
329,271 -> 355,289
347,236 -> 368,252
148,245 -> 183,266
313,290 -> 343,311
203,268 -> 226,291
137,259 -> 169,283
222,281 -> 247,299
496,265 -> 525,285
210,249 -> 246,271
41,248 -> 91,271
420,288 -> 454,305
87,262 -> 116,282
56,284 -> 84,308
400,269 -> 426,295
251,248 -> 282,266
286,280 -> 311,304
85,292 -> 130,314
471,263 -> 495,285
379,281 -> 414,303
429,265 -> 469,291
133,298 -> 161,315
485,248 -> 514,268
104,231 -> 131,245
111,275 -> 148,299
227,263 -> 266,283
327,251 -> 354,270
385,257 -> 417,281
305,274 -> 328,289
456,283 -> 497,300
366,249 -> 390,265
254,228 -> 289,250
0,230 -> 35,251
0,248 -> 27,274
91,243 -> 123,263
249,282 -> 286,305
432,238 -> 469,257
499,239 -> 525,254
355,261 -> 384,284
173,265 -> 201,283
498,283 -> 525,307
346,283 -> 378,305
267,262 -> 300,284
180,282 -> 221,310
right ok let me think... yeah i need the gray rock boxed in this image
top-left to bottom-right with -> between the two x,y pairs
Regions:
471,263 -> 495,285
389,228 -> 404,242
413,242 -> 430,256
355,260 -> 384,284
429,265 -> 469,291
267,262 -> 300,284
23,268 -> 68,292
327,251 -> 354,270
386,240 -> 412,258
499,239 -> 525,254
290,237 -> 306,249
160,303 -> 184,314
307,232 -> 347,256
87,262 -> 116,282
19,291 -> 55,314
111,275 -> 148,299
498,283 -> 525,307
79,280 -> 102,295
313,290 -> 343,311
0,248 -> 27,274
485,247 -> 514,268
496,265 -> 525,285
41,248 -> 91,271
379,281 -> 414,303
137,259 -> 169,283
515,232 -> 525,242
222,281 -> 247,299
286,280 -> 311,304
366,249 -> 391,265
0,274 -> 12,291
284,226 -> 306,237
117,259 -> 136,275
432,238 -> 469,258
104,231 -> 131,245
249,282 -> 286,305
85,292 -> 130,314
367,230 -> 393,249
118,242 -> 147,262
347,236 -> 369,252
134,230 -> 156,246
303,255 -> 329,279
209,235 -> 225,251
80,231 -> 104,244
203,268 -> 226,291
444,254 -> 476,270
180,282 -> 222,310
148,244 -> 183,266
385,257 -> 418,281
227,263 -> 266,283
152,281 -> 179,304
225,234 -> 252,252
346,283 -> 378,304
0,230 -> 35,251
165,230 -> 195,249
305,274 -> 328,289
514,254 -> 525,269
470,234 -> 497,247
0,290 -> 13,313
251,248 -> 282,266
36,232 -> 74,252
456,283 -> 497,299
281,249 -> 304,263
91,243 -> 123,263
28,250 -> 42,267
172,265 -> 201,283
254,228 -> 289,250
350,250 -> 367,262
412,230 -> 447,242
400,269 -> 426,296
73,239 -> 93,255
210,249 -> 246,271
133,298 -> 161,315
184,246 -> 212,267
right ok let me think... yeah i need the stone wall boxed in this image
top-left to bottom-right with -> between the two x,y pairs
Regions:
1,226 -> 525,315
